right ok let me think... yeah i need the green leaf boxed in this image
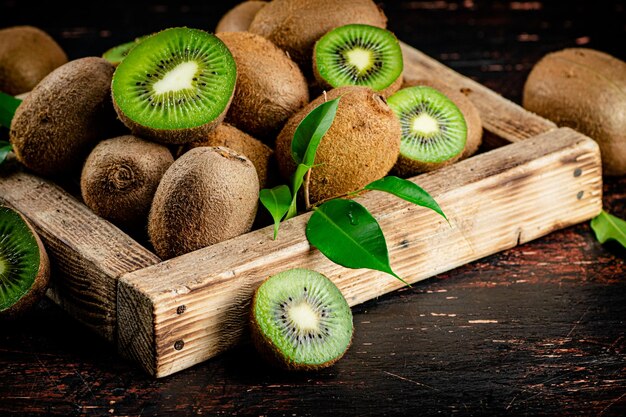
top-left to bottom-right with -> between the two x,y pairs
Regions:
590,210 -> 626,249
0,141 -> 11,165
365,176 -> 448,221
306,199 -> 406,285
291,98 -> 340,166
259,185 -> 292,240
0,92 -> 22,128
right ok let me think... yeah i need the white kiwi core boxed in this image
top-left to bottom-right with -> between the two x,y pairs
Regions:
153,61 -> 198,95
346,48 -> 374,74
412,113 -> 440,136
288,301 -> 320,331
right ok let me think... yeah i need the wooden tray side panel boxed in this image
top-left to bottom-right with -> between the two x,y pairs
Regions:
0,167 -> 161,341
400,43 -> 557,147
118,128 -> 602,377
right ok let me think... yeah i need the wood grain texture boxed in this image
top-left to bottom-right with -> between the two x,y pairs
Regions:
400,42 -> 557,148
0,164 -> 161,341
119,127 -> 603,377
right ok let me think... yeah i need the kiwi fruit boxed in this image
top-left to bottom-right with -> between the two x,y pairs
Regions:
313,24 -> 403,97
249,0 -> 387,72
112,27 -> 237,145
403,78 -> 482,160
250,268 -> 353,371
0,26 -> 67,95
275,86 -> 401,203
81,135 -> 174,231
182,123 -> 274,188
10,57 -> 117,176
523,48 -> 626,176
216,32 -> 309,141
216,1 -> 267,33
102,35 -> 149,66
386,86 -> 467,177
148,146 -> 259,259
0,206 -> 50,319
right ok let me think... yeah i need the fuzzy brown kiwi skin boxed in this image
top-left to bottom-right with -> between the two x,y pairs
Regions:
148,146 -> 259,260
402,78 -> 483,161
81,135 -> 174,231
275,86 -> 401,203
10,57 -> 118,177
249,0 -> 387,73
181,123 -> 275,188
249,278 -> 353,371
1,207 -> 50,320
112,91 -> 234,146
523,48 -> 626,176
216,1 -> 267,33
0,26 -> 67,95
217,32 -> 309,141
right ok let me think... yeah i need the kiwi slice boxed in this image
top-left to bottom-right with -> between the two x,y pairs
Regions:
0,206 -> 50,318
111,27 -> 237,145
314,24 -> 403,95
387,86 -> 467,176
102,35 -> 149,66
250,268 -> 353,370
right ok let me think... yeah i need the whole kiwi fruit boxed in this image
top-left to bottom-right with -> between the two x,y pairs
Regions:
182,123 -> 275,188
403,78 -> 483,160
216,1 -> 267,33
0,26 -> 67,95
249,0 -> 387,72
148,146 -> 259,259
0,206 -> 50,319
217,32 -> 309,140
81,135 -> 174,231
523,48 -> 626,176
10,57 -> 117,176
275,86 -> 401,203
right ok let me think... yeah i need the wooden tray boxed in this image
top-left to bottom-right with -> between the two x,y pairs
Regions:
0,43 -> 603,378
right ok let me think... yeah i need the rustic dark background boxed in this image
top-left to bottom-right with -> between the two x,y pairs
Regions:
1,1 -> 625,416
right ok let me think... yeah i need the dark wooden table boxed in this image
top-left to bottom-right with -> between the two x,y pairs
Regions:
1,1 -> 625,416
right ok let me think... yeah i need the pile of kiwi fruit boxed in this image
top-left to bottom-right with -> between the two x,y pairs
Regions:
0,0 -> 489,364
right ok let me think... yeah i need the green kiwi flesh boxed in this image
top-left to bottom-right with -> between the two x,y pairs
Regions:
111,27 -> 237,145
0,26 -> 67,95
250,268 -> 353,370
102,35 -> 149,66
0,206 -> 50,318
387,86 -> 467,176
314,24 -> 403,94
81,135 -> 174,230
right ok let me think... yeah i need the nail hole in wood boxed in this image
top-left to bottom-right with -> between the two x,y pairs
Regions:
174,340 -> 184,350
176,305 -> 186,314
577,191 -> 584,200
574,168 -> 582,177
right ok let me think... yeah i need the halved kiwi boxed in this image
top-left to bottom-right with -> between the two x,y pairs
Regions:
313,24 -> 403,96
387,86 -> 467,176
112,27 -> 237,145
250,268 -> 353,371
0,206 -> 50,319
102,35 -> 149,66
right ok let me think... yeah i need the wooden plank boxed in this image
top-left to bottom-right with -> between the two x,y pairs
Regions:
0,163 -> 161,342
118,127 -> 602,377
400,42 -> 557,147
